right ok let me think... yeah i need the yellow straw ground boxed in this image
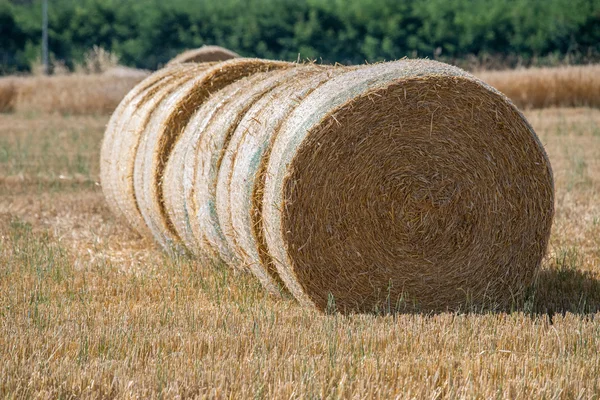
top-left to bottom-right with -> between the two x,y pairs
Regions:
0,108 -> 599,398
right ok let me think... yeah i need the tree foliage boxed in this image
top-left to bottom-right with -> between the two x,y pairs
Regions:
1,0 -> 599,73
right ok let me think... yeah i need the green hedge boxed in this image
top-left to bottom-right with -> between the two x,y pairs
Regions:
2,0 -> 599,73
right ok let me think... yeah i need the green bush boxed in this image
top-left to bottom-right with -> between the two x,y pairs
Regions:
2,0 -> 599,73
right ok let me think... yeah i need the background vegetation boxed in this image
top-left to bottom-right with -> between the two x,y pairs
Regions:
2,0 -> 600,74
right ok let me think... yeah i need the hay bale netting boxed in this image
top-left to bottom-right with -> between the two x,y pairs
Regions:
215,65 -> 351,295
166,46 -> 240,66
171,67 -> 315,266
134,59 -> 291,252
261,59 -> 555,313
163,81 -> 247,255
100,63 -> 209,234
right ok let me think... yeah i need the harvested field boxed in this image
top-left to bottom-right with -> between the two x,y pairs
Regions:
0,104 -> 599,397
478,64 -> 600,109
0,72 -> 147,115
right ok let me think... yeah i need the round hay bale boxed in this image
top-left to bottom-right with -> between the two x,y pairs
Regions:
166,46 -> 240,66
262,59 -> 555,313
183,67 -> 314,265
215,65 -> 349,295
134,59 -> 291,253
100,63 -> 201,232
108,63 -> 210,237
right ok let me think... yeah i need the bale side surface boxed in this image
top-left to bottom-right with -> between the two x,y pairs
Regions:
110,64 -> 209,237
102,64 -> 203,236
164,81 -> 249,255
134,58 -> 291,253
100,65 -> 180,224
216,65 -> 349,295
166,46 -> 240,66
188,68 -> 310,266
262,59 -> 554,313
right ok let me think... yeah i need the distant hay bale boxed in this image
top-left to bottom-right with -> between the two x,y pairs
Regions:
261,59 -> 555,313
100,64 -> 177,225
215,65 -> 348,295
103,63 -> 208,236
171,67 -> 307,264
166,46 -> 240,66
134,58 -> 291,253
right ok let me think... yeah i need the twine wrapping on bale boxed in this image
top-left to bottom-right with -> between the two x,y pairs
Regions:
134,58 -> 291,252
215,65 -> 350,295
182,67 -> 316,265
261,59 -> 554,313
163,81 -> 247,256
100,63 -> 206,235
166,46 -> 240,66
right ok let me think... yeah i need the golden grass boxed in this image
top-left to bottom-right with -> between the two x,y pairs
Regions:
0,108 -> 599,397
477,64 -> 600,109
0,78 -> 17,113
0,72 -> 146,115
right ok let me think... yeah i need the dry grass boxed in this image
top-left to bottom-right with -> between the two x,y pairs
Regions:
478,64 -> 600,109
0,79 -> 17,113
0,73 -> 146,115
0,108 -> 599,398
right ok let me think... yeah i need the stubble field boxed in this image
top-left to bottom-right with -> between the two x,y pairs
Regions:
0,106 -> 599,398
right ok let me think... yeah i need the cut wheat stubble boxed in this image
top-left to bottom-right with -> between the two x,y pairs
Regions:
262,59 -> 555,313
134,59 -> 291,253
215,65 -> 352,295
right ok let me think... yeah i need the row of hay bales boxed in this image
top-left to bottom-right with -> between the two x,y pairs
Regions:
101,57 -> 555,313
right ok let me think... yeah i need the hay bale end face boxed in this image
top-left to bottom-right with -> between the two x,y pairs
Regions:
262,59 -> 554,313
166,46 -> 240,66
